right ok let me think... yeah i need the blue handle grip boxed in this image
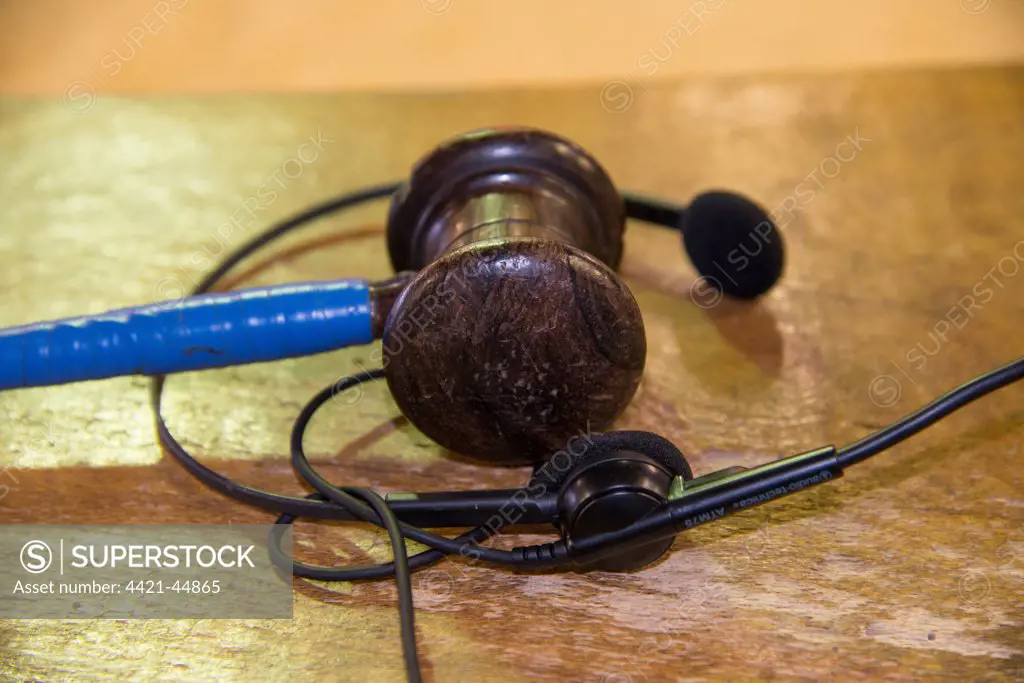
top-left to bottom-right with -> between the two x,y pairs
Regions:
0,280 -> 374,390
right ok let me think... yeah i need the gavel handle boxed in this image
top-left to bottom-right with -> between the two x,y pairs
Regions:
0,279 -> 374,390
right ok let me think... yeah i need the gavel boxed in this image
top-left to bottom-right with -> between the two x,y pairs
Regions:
0,127 -> 783,465
381,129 -> 647,465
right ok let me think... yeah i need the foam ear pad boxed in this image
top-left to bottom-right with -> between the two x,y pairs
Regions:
681,190 -> 784,299
528,430 -> 693,493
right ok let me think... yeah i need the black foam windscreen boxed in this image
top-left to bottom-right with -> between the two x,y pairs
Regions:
680,191 -> 784,299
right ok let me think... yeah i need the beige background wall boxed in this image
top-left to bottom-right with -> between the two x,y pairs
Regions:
1,0 -> 1023,95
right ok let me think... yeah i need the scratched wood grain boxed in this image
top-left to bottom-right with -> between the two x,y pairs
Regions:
0,67 -> 1022,682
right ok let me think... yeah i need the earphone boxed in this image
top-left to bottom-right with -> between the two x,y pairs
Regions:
1,127 -> 1021,683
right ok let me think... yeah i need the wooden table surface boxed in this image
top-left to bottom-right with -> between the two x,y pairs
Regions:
0,66 -> 1022,682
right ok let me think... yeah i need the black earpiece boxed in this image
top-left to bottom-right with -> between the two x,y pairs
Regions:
531,431 -> 693,571
554,450 -> 682,572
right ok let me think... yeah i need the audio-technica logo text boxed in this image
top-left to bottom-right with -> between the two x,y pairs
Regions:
19,540 -> 255,574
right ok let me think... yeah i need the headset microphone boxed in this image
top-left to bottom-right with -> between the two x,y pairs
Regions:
360,443 -> 839,572
3,125 -> 1022,683
273,357 -> 1024,578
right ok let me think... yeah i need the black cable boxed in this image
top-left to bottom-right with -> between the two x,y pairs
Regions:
193,182 -> 402,293
267,503 -> 495,683
289,371 -> 557,566
267,494 -> 493,581
622,192 -> 686,229
280,371 -> 564,683
837,357 -> 1024,467
281,369 -> 547,683
312,483 -> 422,683
355,489 -> 419,683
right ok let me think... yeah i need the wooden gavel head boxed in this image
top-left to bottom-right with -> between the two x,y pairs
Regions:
380,128 -> 645,465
